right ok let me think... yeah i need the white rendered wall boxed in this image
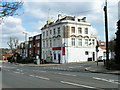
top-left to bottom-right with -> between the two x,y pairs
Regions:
66,47 -> 96,63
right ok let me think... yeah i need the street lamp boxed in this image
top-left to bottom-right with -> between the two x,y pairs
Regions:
103,0 -> 109,68
23,32 -> 27,58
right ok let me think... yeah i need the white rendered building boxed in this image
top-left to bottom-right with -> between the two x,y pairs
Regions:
41,14 -> 97,64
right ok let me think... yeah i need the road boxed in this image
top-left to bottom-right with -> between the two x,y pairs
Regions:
1,62 -> 120,89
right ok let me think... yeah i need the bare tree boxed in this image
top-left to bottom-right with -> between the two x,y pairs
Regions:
0,0 -> 23,18
7,37 -> 19,54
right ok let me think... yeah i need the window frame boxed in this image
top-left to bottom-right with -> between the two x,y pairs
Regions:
78,27 -> 82,34
71,27 -> 75,33
78,38 -> 82,46
85,28 -> 88,34
71,38 -> 75,46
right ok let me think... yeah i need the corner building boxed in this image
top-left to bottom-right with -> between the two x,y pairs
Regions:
41,14 -> 97,64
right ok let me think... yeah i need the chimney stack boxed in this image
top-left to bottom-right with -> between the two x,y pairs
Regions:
58,14 -> 62,20
47,20 -> 51,24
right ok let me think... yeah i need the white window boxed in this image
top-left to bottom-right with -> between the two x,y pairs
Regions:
37,43 -> 40,47
50,40 -> 52,47
85,28 -> 88,34
71,38 -> 75,46
43,32 -> 45,37
78,39 -> 82,46
37,50 -> 39,54
50,30 -> 52,34
36,36 -> 40,40
46,31 -> 48,36
29,44 -> 31,48
78,27 -> 82,34
43,41 -> 45,48
46,40 -> 48,47
85,39 -> 88,46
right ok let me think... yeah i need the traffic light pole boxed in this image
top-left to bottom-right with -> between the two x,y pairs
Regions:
104,0 -> 109,68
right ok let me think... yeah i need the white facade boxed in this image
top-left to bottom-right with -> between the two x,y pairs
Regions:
41,14 -> 97,63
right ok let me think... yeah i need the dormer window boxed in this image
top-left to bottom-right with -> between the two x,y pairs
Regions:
101,42 -> 104,46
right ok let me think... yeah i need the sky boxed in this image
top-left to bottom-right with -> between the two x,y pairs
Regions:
0,0 -> 119,48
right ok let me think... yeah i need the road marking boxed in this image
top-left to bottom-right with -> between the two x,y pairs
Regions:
13,71 -> 20,74
69,66 -> 82,69
29,75 -> 36,77
58,73 -> 76,77
93,77 -> 120,84
60,81 -> 95,89
33,70 -> 46,73
17,69 -> 23,72
36,76 -> 50,80
29,75 -> 49,80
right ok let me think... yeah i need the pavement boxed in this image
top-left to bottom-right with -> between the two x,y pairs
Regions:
17,61 -> 93,67
85,62 -> 120,75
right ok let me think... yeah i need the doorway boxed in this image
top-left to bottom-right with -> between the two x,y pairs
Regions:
58,54 -> 61,64
93,52 -> 95,61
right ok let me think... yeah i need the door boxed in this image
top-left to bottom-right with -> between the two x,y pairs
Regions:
58,54 -> 61,64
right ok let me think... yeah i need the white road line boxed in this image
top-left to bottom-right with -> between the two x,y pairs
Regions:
93,77 -> 120,84
39,71 -> 46,73
69,66 -> 82,68
36,76 -> 50,80
33,70 -> 46,73
29,75 -> 49,80
29,75 -> 36,77
58,73 -> 76,77
17,69 -> 23,72
60,81 -> 95,89
13,71 -> 20,74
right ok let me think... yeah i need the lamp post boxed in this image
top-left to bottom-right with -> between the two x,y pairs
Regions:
23,32 -> 27,58
103,0 -> 109,68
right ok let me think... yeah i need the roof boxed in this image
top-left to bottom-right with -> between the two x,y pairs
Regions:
97,41 -> 106,50
41,14 -> 88,30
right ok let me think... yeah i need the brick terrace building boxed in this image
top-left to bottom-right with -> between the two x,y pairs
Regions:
28,34 -> 42,59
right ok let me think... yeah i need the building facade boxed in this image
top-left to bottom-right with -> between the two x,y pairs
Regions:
28,34 -> 42,59
97,41 -> 114,60
41,14 -> 97,63
19,41 -> 28,58
97,41 -> 106,60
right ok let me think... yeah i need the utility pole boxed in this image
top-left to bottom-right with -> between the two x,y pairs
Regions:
103,0 -> 109,68
23,32 -> 27,58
